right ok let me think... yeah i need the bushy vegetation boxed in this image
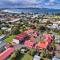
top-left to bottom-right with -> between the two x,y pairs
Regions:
53,29 -> 60,35
0,30 -> 3,35
4,35 -> 16,43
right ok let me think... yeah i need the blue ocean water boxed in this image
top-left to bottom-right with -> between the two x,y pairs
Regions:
3,8 -> 60,14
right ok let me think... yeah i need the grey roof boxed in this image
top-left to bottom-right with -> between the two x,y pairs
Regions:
0,41 -> 6,49
0,35 -> 6,40
9,18 -> 20,23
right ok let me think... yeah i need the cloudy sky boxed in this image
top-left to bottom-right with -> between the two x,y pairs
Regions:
0,0 -> 60,9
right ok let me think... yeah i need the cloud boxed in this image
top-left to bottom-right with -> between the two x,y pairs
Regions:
44,0 -> 60,6
0,0 -> 60,9
49,0 -> 55,2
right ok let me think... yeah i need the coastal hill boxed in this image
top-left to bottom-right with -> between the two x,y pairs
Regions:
0,8 -> 60,14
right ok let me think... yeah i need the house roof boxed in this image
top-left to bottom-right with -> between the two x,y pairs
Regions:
29,36 -> 35,41
33,31 -> 38,37
9,18 -> 20,23
24,29 -> 34,34
0,47 -> 14,60
1,27 -> 8,30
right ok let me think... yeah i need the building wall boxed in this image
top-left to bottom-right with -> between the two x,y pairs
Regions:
13,39 -> 19,44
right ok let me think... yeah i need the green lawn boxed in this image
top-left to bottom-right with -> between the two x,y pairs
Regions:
4,35 -> 16,43
21,53 -> 32,60
7,51 -> 32,60
7,52 -> 16,60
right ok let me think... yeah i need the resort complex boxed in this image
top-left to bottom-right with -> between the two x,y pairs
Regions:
0,10 -> 60,60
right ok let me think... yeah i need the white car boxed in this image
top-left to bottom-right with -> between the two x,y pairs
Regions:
33,55 -> 41,60
52,56 -> 60,60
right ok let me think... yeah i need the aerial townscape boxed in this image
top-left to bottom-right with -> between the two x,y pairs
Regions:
0,0 -> 60,60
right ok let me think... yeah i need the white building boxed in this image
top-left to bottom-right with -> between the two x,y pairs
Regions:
8,18 -> 20,23
47,24 -> 59,29
12,39 -> 19,44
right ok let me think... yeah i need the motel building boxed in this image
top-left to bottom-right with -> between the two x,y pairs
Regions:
12,29 -> 36,44
0,47 -> 14,60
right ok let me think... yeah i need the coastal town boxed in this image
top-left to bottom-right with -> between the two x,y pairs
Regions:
0,10 -> 60,60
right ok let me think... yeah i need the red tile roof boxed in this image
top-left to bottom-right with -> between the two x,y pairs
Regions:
16,32 -> 27,40
43,34 -> 52,43
29,36 -> 35,41
15,29 -> 34,40
24,29 -> 34,34
0,47 -> 14,60
35,41 -> 48,49
24,40 -> 34,48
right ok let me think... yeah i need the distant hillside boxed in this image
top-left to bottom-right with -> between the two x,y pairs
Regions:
1,8 -> 60,14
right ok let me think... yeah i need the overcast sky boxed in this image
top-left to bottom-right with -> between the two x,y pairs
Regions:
0,0 -> 60,9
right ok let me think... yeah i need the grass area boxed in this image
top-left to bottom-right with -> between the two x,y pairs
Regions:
4,35 -> 16,43
7,52 -> 16,60
8,52 -> 32,60
21,53 -> 32,60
